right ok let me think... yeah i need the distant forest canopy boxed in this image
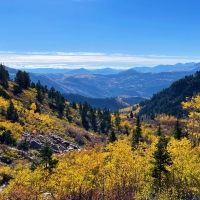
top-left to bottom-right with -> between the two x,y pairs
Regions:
139,71 -> 200,117
63,93 -> 146,111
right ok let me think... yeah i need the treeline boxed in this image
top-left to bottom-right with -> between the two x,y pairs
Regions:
63,93 -> 122,110
139,71 -> 200,117
63,93 -> 146,111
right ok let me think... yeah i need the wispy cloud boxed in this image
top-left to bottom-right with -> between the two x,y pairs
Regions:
0,51 -> 199,69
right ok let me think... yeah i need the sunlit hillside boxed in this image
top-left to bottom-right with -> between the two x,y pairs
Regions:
1,64 -> 200,199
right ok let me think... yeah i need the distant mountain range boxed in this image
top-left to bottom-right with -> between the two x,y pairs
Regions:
139,71 -> 200,117
6,62 -> 200,99
18,67 -> 123,75
17,62 -> 199,75
133,62 -> 198,73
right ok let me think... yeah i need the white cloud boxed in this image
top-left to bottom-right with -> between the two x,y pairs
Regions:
0,51 -> 199,69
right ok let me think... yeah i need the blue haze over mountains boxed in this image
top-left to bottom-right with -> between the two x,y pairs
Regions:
6,62 -> 200,101
18,62 -> 198,74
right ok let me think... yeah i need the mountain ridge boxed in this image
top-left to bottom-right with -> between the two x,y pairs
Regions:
6,65 -> 197,99
139,70 -> 200,117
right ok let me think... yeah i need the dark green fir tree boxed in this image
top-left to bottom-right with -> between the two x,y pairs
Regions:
109,130 -> 117,143
152,135 -> 172,192
172,119 -> 183,140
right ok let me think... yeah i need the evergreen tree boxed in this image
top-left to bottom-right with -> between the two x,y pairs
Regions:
36,80 -> 42,91
66,105 -> 72,122
6,100 -> 18,122
22,71 -> 31,89
0,64 -> 9,89
18,140 -> 30,151
39,142 -> 58,173
48,86 -> 55,105
0,88 -> 10,99
130,111 -> 133,118
13,85 -> 22,95
72,101 -> 77,109
157,124 -> 162,136
115,112 -> 120,130
0,130 -> 16,146
14,70 -> 30,90
109,130 -> 117,143
132,116 -> 142,149
151,135 -> 172,192
90,110 -> 98,132
132,129 -> 139,150
135,116 -> 142,139
30,82 -> 36,88
172,119 -> 183,140
36,89 -> 44,103
81,110 -> 89,130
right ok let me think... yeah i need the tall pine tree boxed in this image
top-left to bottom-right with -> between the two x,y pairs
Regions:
151,135 -> 172,192
132,116 -> 142,149
172,119 -> 183,140
6,100 -> 18,122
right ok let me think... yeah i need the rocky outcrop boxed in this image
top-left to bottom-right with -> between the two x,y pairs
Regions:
21,132 -> 80,153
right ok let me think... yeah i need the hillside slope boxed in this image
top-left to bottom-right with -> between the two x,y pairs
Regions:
0,65 -> 117,166
139,71 -> 200,117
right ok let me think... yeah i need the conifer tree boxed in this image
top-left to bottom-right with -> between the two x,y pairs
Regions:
36,89 -> 44,103
157,124 -> 162,136
136,116 -> 141,136
6,100 -> 18,122
130,111 -> 133,118
39,142 -> 58,173
115,112 -> 120,130
72,101 -> 77,109
36,80 -> 42,91
132,116 -> 142,149
109,130 -> 117,143
91,110 -> 98,132
0,130 -> 16,146
151,135 -> 172,192
81,110 -> 89,130
31,142 -> 58,173
172,119 -> 183,140
14,70 -> 30,90
0,64 -> 9,89
48,86 -> 55,105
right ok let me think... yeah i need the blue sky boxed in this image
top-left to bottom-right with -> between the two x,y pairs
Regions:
1,0 -> 200,69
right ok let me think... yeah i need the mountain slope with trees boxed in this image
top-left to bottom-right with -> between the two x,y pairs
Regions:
139,71 -> 200,117
2,64 -> 200,199
0,65 -> 118,154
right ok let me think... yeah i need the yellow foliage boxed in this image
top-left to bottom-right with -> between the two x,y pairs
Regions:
155,114 -> 176,121
30,103 -> 36,111
182,94 -> 200,145
0,96 -> 9,109
0,121 -> 23,139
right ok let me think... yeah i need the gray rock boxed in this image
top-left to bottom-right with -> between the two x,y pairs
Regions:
21,132 -> 80,153
30,140 -> 42,150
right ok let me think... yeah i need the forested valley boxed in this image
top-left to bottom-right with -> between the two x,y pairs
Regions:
1,64 -> 200,199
